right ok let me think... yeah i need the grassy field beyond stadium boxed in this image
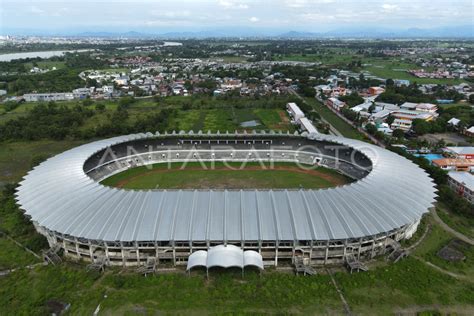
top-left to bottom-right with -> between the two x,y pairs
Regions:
101,162 -> 352,190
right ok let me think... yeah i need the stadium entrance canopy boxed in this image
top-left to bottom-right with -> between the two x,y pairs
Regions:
187,245 -> 263,275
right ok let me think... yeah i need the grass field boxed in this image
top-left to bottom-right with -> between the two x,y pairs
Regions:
0,96 -> 295,133
436,203 -> 474,239
101,162 -> 351,190
1,176 -> 474,314
362,60 -> 466,85
0,140 -> 86,185
303,97 -> 366,140
277,53 -> 466,85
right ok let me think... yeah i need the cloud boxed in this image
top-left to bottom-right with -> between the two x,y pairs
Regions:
249,16 -> 260,23
218,0 -> 249,9
382,4 -> 399,12
285,0 -> 335,8
29,6 -> 45,14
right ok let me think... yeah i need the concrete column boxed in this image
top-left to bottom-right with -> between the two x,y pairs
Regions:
324,241 -> 329,264
357,238 -> 362,260
135,241 -> 140,264
74,238 -> 80,260
88,240 -> 94,261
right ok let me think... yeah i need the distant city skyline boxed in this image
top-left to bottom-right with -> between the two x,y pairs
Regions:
1,0 -> 473,36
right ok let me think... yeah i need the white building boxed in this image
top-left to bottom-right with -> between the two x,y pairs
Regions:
448,172 -> 474,205
286,102 -> 305,121
23,93 -> 74,102
298,117 -> 318,134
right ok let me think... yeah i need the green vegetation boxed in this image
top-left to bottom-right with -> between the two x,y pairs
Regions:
0,140 -> 85,184
0,238 -> 40,270
437,204 -> 474,240
0,186 -> 46,270
362,59 -> 466,85
4,69 -> 84,95
334,257 -> 473,314
411,214 -> 474,281
0,96 -> 296,142
304,97 -> 366,140
100,162 -> 351,190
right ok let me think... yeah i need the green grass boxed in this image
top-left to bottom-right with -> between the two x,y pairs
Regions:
304,97 -> 366,140
0,140 -> 86,185
361,58 -> 467,85
437,203 -> 474,239
0,97 -> 295,132
1,255 -> 473,315
334,257 -> 474,315
24,61 -> 67,70
414,220 -> 474,280
275,52 -> 360,65
100,162 -> 351,190
0,237 -> 40,270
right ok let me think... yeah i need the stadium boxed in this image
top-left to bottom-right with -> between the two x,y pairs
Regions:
15,131 -> 437,269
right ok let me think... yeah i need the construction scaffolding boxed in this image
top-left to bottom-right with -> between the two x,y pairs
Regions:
136,257 -> 157,276
87,256 -> 107,272
294,257 -> 317,275
344,253 -> 368,273
386,238 -> 410,263
42,245 -> 62,265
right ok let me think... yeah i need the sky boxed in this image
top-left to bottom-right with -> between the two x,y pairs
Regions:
1,0 -> 473,35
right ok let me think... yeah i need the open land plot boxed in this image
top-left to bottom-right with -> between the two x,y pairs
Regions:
0,140 -> 86,185
303,97 -> 366,140
361,58 -> 467,85
0,237 -> 41,270
24,61 -> 67,70
100,162 -> 351,190
436,203 -> 474,240
0,250 -> 473,315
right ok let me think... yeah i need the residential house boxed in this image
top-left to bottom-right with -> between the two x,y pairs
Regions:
447,172 -> 474,205
443,147 -> 474,159
326,97 -> 346,112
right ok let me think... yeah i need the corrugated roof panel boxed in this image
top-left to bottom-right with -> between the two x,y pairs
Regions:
209,191 -> 225,241
225,191 -> 242,241
241,191 -> 260,241
15,133 -> 436,244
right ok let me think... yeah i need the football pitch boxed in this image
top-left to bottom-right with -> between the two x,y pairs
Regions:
100,162 -> 352,190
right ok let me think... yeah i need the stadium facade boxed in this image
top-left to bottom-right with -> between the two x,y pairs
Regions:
16,131 -> 437,267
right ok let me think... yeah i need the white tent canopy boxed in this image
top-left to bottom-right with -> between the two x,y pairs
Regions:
187,245 -> 264,271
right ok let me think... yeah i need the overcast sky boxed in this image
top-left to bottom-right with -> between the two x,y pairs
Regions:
1,0 -> 473,34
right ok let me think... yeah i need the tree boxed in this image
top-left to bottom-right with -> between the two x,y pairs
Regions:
82,99 -> 94,107
365,123 -> 377,135
469,94 -> 474,105
386,78 -> 395,87
368,103 -> 376,114
119,96 -> 135,108
96,103 -> 106,112
392,129 -> 405,139
386,114 -> 395,125
412,119 -> 431,135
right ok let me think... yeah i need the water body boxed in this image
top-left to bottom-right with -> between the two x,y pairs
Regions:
162,41 -> 183,47
240,120 -> 261,128
0,49 -> 91,62
414,153 -> 444,163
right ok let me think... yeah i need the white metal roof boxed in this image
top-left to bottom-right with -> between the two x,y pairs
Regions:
187,245 -> 263,270
448,171 -> 474,191
15,132 -> 437,243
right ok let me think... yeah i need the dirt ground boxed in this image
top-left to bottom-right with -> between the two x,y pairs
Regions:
419,133 -> 472,146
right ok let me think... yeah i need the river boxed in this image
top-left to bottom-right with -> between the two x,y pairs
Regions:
0,49 -> 92,62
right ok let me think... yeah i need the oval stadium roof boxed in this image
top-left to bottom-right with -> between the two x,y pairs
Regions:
15,133 -> 437,243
